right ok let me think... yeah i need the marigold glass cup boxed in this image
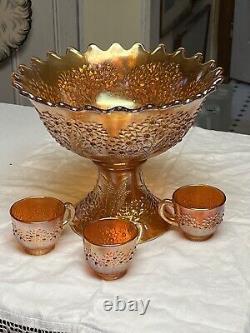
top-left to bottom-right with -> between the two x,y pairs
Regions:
10,197 -> 75,255
158,184 -> 226,241
83,217 -> 142,280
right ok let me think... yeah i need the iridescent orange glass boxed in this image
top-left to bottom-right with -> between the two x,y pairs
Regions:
10,197 -> 75,255
83,217 -> 142,280
12,43 -> 223,242
159,185 -> 226,240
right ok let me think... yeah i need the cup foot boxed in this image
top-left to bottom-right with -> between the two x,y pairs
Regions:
184,233 -> 213,241
96,271 -> 127,281
25,245 -> 55,256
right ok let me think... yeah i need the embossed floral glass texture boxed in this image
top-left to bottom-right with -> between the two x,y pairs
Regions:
159,184 -> 226,241
12,43 -> 223,242
10,197 -> 75,255
83,217 -> 141,280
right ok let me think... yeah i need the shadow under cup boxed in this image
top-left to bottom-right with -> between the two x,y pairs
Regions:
10,197 -> 74,255
82,218 -> 141,280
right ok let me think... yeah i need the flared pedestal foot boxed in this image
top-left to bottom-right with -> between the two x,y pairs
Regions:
71,162 -> 169,242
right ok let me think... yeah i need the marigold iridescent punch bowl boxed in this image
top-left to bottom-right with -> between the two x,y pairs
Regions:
12,43 -> 223,242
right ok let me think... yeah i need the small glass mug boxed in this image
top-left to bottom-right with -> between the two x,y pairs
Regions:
10,197 -> 75,255
158,184 -> 226,241
82,217 -> 142,280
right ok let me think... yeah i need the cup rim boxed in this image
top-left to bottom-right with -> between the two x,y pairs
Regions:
9,196 -> 65,224
172,184 -> 226,211
83,217 -> 139,247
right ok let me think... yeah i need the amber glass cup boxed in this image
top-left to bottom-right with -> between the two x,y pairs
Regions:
10,197 -> 75,255
159,185 -> 226,241
83,217 -> 142,280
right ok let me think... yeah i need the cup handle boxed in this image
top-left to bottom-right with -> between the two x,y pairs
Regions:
158,199 -> 178,227
63,202 -> 75,226
132,222 -> 143,244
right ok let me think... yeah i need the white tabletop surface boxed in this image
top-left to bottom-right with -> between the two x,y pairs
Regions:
0,103 -> 250,333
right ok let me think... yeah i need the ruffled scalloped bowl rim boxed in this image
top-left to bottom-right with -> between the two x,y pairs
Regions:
12,43 -> 223,114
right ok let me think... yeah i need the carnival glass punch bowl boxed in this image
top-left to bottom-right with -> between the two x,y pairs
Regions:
12,43 -> 223,242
